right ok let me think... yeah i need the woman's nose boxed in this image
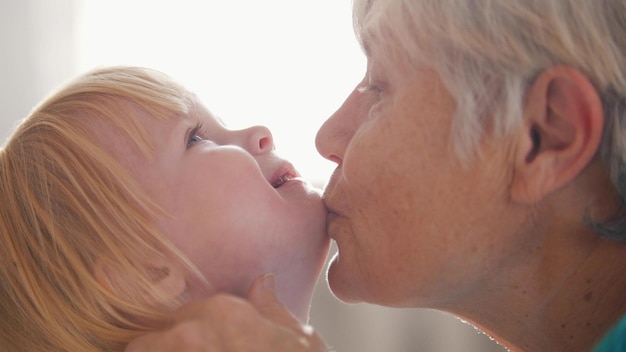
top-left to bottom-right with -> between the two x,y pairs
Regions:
315,83 -> 364,165
240,125 -> 274,155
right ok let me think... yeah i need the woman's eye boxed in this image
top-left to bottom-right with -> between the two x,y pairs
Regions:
357,78 -> 386,117
357,84 -> 383,95
357,77 -> 386,102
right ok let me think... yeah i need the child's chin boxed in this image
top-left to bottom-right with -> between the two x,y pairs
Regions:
277,287 -> 316,323
289,301 -> 313,323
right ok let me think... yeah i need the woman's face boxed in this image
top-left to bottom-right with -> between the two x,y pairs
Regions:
315,40 -> 529,309
121,99 -> 329,320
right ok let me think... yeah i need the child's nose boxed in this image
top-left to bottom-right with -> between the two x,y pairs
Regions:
241,125 -> 274,155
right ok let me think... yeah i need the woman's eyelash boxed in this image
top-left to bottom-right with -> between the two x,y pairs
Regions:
187,123 -> 205,147
357,84 -> 383,94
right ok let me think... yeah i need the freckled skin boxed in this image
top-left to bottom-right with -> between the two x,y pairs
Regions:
315,43 -> 626,351
318,65 -> 530,308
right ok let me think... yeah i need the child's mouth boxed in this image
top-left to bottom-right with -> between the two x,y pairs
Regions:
272,173 -> 295,188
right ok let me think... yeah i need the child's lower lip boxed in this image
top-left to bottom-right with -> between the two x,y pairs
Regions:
272,174 -> 291,188
276,177 -> 306,189
273,172 -> 303,188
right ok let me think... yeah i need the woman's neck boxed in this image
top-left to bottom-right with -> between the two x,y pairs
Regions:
453,236 -> 626,352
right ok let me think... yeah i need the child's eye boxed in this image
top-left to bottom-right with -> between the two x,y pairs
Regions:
186,124 -> 205,148
189,134 -> 203,145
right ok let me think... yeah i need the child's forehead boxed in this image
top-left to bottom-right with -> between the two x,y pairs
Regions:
185,97 -> 226,126
95,95 -> 222,148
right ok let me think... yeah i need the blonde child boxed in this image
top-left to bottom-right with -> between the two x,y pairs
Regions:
0,66 -> 330,351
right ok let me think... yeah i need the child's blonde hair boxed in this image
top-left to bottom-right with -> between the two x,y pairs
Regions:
0,66 -> 206,351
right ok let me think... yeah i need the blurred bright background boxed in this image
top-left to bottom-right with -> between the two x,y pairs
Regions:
0,1 -> 505,351
77,0 -> 365,185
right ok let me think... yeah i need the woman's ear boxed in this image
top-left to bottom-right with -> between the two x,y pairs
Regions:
510,66 -> 604,203
93,256 -> 187,303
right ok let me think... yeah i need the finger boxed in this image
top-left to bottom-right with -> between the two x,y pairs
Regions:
248,275 -> 326,352
125,321 -> 215,352
173,293 -> 252,324
124,332 -> 171,352
247,273 -> 302,328
124,333 -> 151,352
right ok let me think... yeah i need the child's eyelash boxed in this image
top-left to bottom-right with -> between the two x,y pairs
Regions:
187,123 -> 205,147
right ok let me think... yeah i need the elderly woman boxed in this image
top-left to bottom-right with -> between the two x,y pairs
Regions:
125,0 -> 626,351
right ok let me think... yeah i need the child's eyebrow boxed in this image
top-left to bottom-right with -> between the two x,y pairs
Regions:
186,102 -> 227,127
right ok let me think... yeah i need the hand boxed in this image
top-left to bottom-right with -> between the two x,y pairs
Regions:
124,274 -> 327,352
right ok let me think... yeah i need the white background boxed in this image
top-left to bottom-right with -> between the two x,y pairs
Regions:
77,0 -> 366,185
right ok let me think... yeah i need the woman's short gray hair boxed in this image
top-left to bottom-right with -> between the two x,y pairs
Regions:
354,0 -> 626,240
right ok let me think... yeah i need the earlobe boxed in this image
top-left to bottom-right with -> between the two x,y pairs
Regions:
510,66 -> 604,203
94,256 -> 187,303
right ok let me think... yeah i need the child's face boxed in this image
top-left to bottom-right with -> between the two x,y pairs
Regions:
123,99 -> 329,319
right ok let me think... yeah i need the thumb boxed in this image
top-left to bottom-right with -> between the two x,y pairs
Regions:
247,273 -> 301,328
